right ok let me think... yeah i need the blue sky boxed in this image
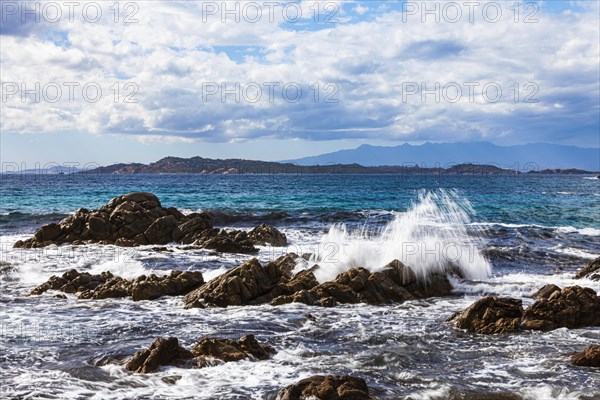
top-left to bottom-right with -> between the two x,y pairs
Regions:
1,0 -> 599,166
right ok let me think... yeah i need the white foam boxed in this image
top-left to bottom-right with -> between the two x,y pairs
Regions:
302,190 -> 492,283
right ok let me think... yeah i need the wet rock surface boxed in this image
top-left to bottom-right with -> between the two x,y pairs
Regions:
184,256 -> 453,308
276,375 -> 372,400
29,269 -> 204,301
571,345 -> 600,368
447,296 -> 523,334
574,256 -> 600,281
125,335 -> 274,373
450,285 -> 600,333
13,192 -> 287,253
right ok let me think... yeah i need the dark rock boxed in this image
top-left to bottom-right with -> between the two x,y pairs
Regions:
277,375 -> 371,400
29,269 -> 204,302
522,285 -> 600,331
125,335 -> 275,373
571,345 -> 600,367
575,256 -> 600,281
532,284 -> 561,300
248,223 -> 287,246
125,337 -> 193,373
448,296 -> 523,334
13,192 -> 284,254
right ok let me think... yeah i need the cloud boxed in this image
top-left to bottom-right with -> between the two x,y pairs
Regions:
1,0 -> 598,147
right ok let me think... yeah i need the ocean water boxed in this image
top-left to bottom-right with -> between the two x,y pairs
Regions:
1,174 -> 599,399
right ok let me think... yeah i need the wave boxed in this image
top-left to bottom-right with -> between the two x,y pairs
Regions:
472,222 -> 600,237
0,211 -> 68,224
302,189 -> 492,283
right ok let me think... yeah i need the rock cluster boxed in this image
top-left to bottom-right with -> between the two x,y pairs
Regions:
125,335 -> 275,373
183,256 -> 453,309
571,345 -> 600,368
574,256 -> 600,281
449,285 -> 600,333
13,192 -> 287,253
29,269 -> 204,301
276,375 -> 372,400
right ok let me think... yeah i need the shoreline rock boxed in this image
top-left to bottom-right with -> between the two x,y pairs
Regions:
13,192 -> 287,254
126,335 -> 275,373
276,375 -> 372,400
29,269 -> 205,301
184,255 -> 453,309
574,256 -> 600,281
449,284 -> 600,333
571,345 -> 600,368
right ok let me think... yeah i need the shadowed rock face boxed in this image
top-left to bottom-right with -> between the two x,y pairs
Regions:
447,296 -> 523,334
125,335 -> 275,373
571,345 -> 600,368
13,192 -> 287,254
29,269 -> 205,301
276,375 -> 372,400
575,256 -> 600,281
449,285 -> 600,333
184,256 -> 453,309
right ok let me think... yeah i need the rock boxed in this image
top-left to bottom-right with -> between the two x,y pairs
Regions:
574,256 -> 600,281
248,223 -> 287,246
125,337 -> 194,373
125,335 -> 275,373
13,192 -> 283,254
29,269 -> 204,302
448,296 -> 523,334
277,375 -> 371,400
522,285 -> 600,331
571,345 -> 600,367
185,256 -> 453,309
532,284 -> 561,300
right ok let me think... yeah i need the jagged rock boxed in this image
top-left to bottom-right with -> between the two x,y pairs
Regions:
125,335 -> 275,373
571,345 -> 600,367
125,337 -> 194,373
29,269 -> 204,301
451,285 -> 600,333
522,285 -> 600,331
277,375 -> 371,400
574,256 -> 600,281
448,296 -> 524,334
248,223 -> 288,246
13,192 -> 286,255
184,256 -> 453,309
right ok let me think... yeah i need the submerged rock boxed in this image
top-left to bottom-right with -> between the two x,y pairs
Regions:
571,345 -> 600,368
450,285 -> 600,333
125,335 -> 274,373
29,269 -> 204,301
13,192 -> 287,254
574,256 -> 600,281
447,296 -> 523,334
184,255 -> 453,309
277,375 -> 372,400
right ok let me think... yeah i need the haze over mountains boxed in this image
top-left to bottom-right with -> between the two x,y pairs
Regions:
286,142 -> 600,171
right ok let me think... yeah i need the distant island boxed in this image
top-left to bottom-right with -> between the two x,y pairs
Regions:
67,157 -> 598,175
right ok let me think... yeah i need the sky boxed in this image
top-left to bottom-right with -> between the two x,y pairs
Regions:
1,0 -> 599,167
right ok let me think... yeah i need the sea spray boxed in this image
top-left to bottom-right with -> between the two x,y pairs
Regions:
303,189 -> 492,283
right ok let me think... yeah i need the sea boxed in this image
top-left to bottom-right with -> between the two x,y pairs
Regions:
1,173 -> 599,399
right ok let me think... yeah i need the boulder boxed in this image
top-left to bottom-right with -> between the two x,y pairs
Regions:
574,256 -> 600,281
448,296 -> 523,334
522,285 -> 600,330
571,345 -> 600,368
532,284 -> 561,300
277,375 -> 371,400
13,192 -> 284,254
125,337 -> 194,373
29,269 -> 204,302
248,223 -> 288,246
125,335 -> 275,373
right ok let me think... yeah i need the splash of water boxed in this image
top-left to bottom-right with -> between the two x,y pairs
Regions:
306,189 -> 492,283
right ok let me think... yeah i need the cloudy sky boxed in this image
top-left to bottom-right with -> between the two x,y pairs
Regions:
1,0 -> 599,166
